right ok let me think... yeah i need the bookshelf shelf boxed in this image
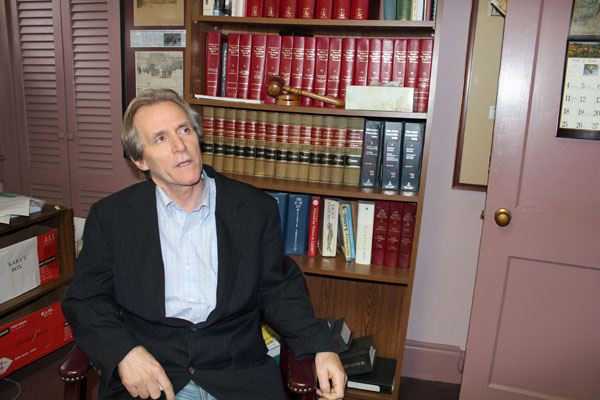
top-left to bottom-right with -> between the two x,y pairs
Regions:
185,0 -> 443,396
191,15 -> 436,31
290,253 -> 411,285
188,98 -> 429,119
224,172 -> 422,202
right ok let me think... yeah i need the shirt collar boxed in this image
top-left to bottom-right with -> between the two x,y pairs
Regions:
155,170 -> 212,214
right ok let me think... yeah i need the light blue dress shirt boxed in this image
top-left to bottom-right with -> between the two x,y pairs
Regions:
155,171 -> 218,324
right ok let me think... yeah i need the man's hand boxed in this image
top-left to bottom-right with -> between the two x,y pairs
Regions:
314,351 -> 347,400
118,346 -> 175,400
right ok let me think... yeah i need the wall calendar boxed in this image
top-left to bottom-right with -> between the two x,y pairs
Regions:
557,41 -> 600,140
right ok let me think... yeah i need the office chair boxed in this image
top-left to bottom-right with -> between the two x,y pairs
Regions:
59,256 -> 317,400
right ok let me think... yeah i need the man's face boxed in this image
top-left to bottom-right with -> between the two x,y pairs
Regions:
131,101 -> 202,193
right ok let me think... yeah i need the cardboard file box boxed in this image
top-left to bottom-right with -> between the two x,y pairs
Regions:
0,285 -> 73,378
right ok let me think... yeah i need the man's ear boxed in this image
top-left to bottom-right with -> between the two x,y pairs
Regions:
131,157 -> 149,172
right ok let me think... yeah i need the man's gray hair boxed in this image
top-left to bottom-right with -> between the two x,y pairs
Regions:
122,89 -> 202,161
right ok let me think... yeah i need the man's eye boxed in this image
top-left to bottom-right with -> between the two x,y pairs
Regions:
180,127 -> 191,135
155,135 -> 165,143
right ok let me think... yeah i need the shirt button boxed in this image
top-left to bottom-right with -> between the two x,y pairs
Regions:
188,298 -> 193,302
189,367 -> 196,375
186,266 -> 191,271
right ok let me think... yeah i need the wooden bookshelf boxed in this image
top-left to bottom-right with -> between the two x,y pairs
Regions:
184,0 -> 443,396
0,205 -> 75,317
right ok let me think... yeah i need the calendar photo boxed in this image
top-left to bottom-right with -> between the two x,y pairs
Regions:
557,41 -> 600,140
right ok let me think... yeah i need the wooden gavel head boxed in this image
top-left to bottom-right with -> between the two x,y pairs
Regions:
266,75 -> 286,98
266,75 -> 345,108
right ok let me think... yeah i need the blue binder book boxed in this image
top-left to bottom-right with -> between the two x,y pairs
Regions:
268,191 -> 289,242
283,194 -> 311,254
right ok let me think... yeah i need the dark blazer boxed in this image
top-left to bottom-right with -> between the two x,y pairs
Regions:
62,165 -> 335,400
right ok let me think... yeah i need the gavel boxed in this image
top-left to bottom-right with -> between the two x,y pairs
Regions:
266,75 -> 345,108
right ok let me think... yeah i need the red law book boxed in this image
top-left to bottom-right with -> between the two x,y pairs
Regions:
383,202 -> 404,267
398,203 -> 417,268
380,38 -> 394,84
332,0 -> 350,19
205,31 -> 226,96
392,38 -> 407,86
415,38 -> 433,112
236,33 -> 253,99
367,38 -> 381,86
264,0 -> 279,16
339,37 -> 355,101
405,38 -> 420,90
313,36 -> 329,107
225,33 -> 240,98
246,0 -> 263,16
350,0 -> 369,19
325,37 -> 342,108
301,36 -> 317,106
354,38 -> 369,86
248,34 -> 267,100
371,201 -> 389,265
290,36 -> 305,89
315,0 -> 332,19
298,0 -> 315,18
279,36 -> 294,87
280,0 -> 298,17
263,35 -> 282,104
307,196 -> 321,256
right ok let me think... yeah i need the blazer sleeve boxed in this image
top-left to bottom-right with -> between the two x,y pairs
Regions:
61,203 -> 140,385
257,195 -> 336,357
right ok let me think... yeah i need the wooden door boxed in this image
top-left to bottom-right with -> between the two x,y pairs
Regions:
460,1 -> 600,399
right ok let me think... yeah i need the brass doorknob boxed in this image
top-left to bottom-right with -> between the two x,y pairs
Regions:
494,208 -> 512,227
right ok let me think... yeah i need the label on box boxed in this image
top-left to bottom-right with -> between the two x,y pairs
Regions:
0,237 -> 40,303
0,300 -> 73,378
37,230 -> 58,284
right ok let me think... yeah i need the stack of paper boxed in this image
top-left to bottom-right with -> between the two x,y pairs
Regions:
0,193 -> 46,224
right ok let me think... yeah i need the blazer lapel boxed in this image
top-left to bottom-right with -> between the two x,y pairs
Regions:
204,166 -> 247,324
124,181 -> 168,319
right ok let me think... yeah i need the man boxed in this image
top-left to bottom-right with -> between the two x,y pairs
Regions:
62,89 -> 346,400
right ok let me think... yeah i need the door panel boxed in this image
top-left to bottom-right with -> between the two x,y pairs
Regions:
9,0 -> 71,206
7,0 -> 138,216
62,0 -> 138,216
460,0 -> 600,399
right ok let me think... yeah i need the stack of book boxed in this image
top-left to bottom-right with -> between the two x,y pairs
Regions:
266,192 -> 417,268
261,323 -> 282,362
384,0 -> 438,21
329,317 -> 397,394
200,107 -> 425,193
359,119 -> 425,192
204,0 -> 438,21
203,32 -> 433,113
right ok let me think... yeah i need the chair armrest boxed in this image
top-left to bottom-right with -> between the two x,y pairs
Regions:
281,344 -> 317,395
59,345 -> 92,382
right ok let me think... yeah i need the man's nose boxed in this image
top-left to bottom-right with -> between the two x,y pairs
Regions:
171,133 -> 186,152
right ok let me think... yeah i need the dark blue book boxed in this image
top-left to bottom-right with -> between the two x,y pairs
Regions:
283,194 -> 311,254
268,192 -> 289,242
219,42 -> 228,97
400,122 -> 424,192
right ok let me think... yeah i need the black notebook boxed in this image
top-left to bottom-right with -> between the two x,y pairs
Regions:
346,356 -> 397,394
